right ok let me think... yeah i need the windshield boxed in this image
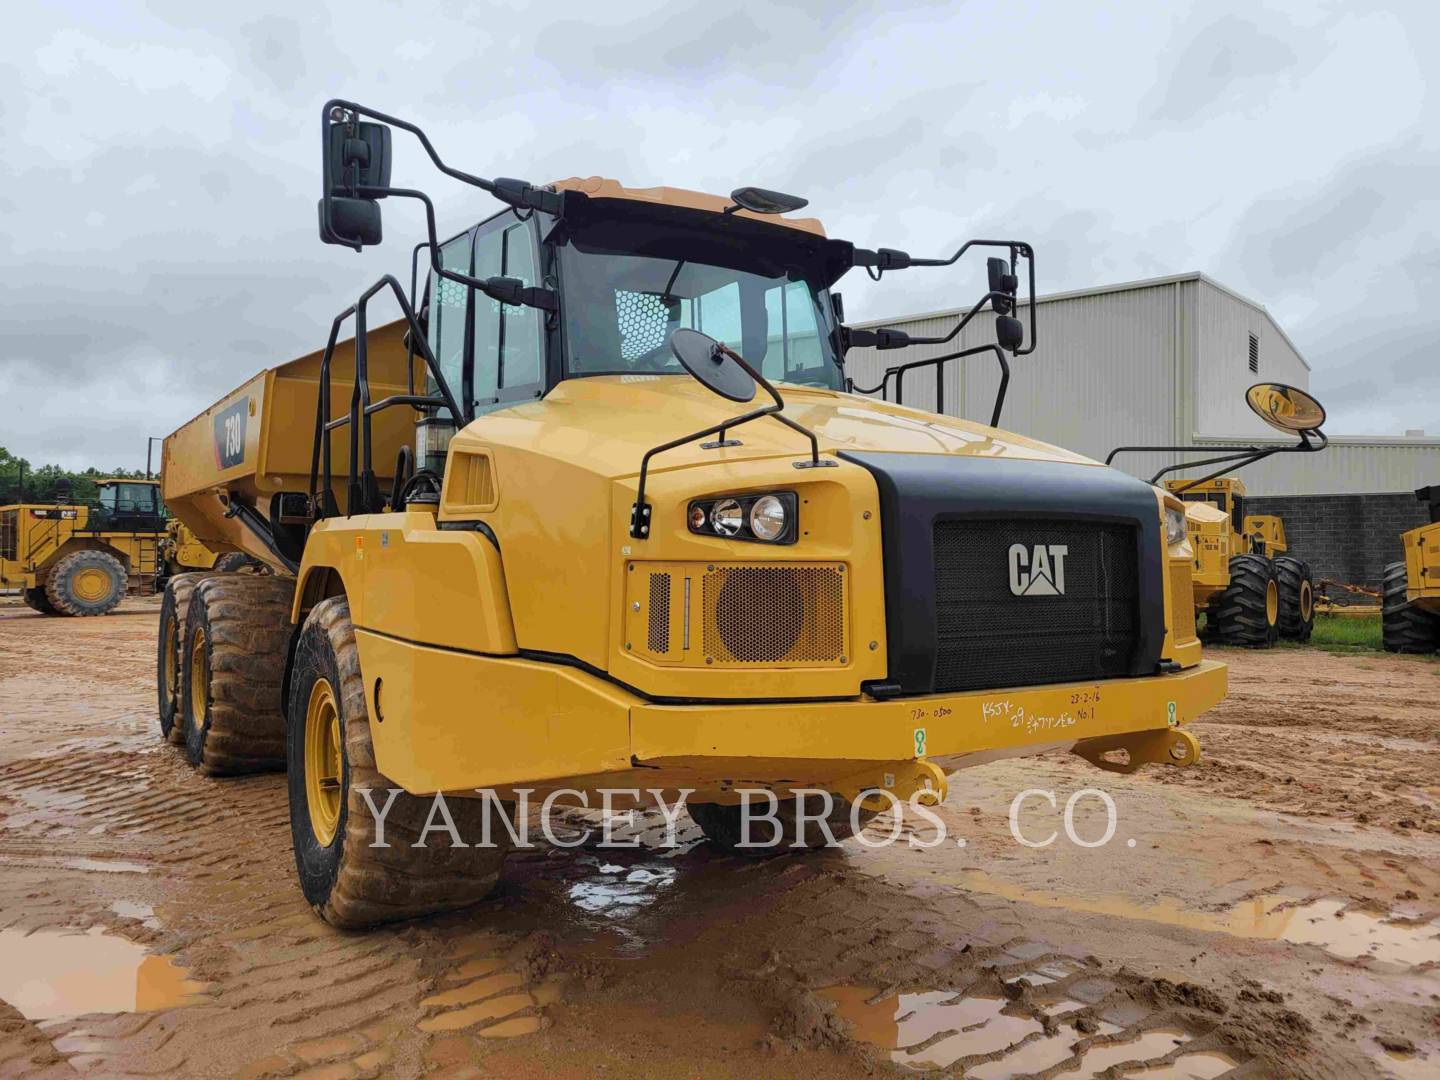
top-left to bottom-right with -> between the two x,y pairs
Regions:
559,245 -> 842,390
98,483 -> 158,513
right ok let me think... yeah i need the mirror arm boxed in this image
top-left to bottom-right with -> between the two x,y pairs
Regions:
1107,427 -> 1327,489
630,344 -> 835,540
847,239 -> 1037,358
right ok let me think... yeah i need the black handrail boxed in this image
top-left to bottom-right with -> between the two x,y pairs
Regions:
307,274 -> 462,519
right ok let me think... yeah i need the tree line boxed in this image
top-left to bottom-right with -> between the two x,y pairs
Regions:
0,447 -> 149,505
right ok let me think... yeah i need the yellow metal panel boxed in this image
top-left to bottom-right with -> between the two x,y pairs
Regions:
631,660 -> 1226,768
1404,521 -> 1440,611
353,630 -> 634,794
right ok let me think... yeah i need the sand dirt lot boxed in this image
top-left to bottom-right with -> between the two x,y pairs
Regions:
1,596 -> 1438,1079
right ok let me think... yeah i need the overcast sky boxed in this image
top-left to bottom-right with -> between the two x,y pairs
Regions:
1,0 -> 1436,471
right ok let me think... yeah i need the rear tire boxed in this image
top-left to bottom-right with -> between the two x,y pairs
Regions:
688,794 -> 878,857
287,596 -> 512,928
180,574 -> 294,774
1382,561 -> 1439,654
44,550 -> 126,616
157,573 -> 218,744
1208,554 -> 1279,648
22,587 -> 58,615
1274,556 -> 1315,642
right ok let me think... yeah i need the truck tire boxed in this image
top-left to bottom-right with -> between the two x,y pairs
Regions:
1274,556 -> 1315,642
287,596 -> 512,928
688,795 -> 878,856
157,572 -> 218,744
44,550 -> 127,617
1382,561 -> 1439,654
22,587 -> 58,615
180,574 -> 294,774
1208,554 -> 1279,648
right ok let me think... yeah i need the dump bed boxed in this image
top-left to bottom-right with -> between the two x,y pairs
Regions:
162,319 -> 419,572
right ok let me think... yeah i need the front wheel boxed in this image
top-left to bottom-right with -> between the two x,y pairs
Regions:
45,550 -> 126,616
1208,554 -> 1279,648
287,596 -> 512,928
1274,556 -> 1315,642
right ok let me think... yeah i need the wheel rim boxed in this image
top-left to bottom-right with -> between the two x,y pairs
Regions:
163,617 -> 178,702
304,678 -> 343,847
1299,579 -> 1314,621
1265,579 -> 1279,626
189,628 -> 209,732
73,566 -> 112,602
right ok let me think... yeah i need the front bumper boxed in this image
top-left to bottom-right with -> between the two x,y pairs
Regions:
355,627 -> 1226,802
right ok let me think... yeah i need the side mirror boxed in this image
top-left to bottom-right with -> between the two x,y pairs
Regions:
988,256 -> 1018,315
1245,383 -> 1326,434
996,314 -> 1024,352
320,117 -> 392,249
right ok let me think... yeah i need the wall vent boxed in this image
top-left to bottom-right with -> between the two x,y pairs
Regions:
1248,333 -> 1259,375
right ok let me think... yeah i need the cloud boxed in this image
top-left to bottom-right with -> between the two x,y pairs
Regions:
0,0 -> 1437,472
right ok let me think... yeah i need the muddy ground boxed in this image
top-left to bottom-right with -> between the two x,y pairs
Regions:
1,597 -> 1438,1079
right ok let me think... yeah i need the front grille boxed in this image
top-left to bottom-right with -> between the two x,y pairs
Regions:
647,572 -> 671,654
702,565 -> 846,664
932,520 -> 1140,692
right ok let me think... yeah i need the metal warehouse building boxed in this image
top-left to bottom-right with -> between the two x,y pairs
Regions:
844,272 -> 1440,590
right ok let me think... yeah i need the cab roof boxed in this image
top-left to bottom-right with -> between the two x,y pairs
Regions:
549,176 -> 827,238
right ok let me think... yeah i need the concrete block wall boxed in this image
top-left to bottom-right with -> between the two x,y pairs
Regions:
1244,492 -> 1431,597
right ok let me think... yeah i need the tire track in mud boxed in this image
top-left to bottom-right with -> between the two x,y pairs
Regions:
2,597 -> 1437,1077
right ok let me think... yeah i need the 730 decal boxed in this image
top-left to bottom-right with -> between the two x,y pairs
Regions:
214,398 -> 249,470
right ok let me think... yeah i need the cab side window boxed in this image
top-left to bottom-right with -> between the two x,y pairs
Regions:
428,232 -> 472,407
473,218 -> 544,416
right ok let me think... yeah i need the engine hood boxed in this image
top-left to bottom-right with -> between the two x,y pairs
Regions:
462,374 -> 1096,480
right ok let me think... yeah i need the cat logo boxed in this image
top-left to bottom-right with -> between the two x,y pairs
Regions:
1008,543 -> 1068,596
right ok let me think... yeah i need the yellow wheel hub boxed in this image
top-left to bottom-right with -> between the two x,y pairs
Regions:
189,628 -> 209,731
1299,580 -> 1314,621
163,618 -> 179,702
1265,579 -> 1279,626
73,567 -> 112,603
304,678 -> 344,847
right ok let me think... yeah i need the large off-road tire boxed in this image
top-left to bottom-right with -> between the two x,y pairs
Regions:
157,572 -> 219,745
44,550 -> 127,617
180,574 -> 294,774
21,587 -> 58,615
214,552 -> 265,573
1382,561 -> 1439,654
1208,554 -> 1279,648
688,794 -> 879,857
287,596 -> 512,929
1274,556 -> 1315,642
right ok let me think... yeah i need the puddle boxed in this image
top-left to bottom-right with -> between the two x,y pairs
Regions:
956,872 -> 1440,971
566,862 -> 677,917
1124,1050 -> 1241,1078
820,985 -> 1122,1073
63,858 -> 149,874
1050,1029 -> 1191,1079
0,927 -> 207,1020
110,900 -> 162,929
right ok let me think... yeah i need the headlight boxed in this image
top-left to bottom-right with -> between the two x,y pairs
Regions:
688,491 -> 798,544
1164,504 -> 1188,546
749,495 -> 788,541
710,498 -> 744,537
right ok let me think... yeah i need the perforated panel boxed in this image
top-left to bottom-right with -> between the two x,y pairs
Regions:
616,291 -> 672,362
1169,561 -> 1197,645
702,565 -> 846,665
648,572 -> 671,654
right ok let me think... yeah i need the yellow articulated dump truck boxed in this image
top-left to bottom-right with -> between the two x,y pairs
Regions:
1383,484 -> 1440,653
1108,385 -> 1329,648
157,100 -> 1225,929
1,477 -> 190,616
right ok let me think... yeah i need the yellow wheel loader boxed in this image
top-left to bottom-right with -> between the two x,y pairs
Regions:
1108,385 -> 1329,649
156,100 -> 1225,929
1,477 -> 175,616
1382,484 -> 1440,653
1161,477 -> 1316,646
